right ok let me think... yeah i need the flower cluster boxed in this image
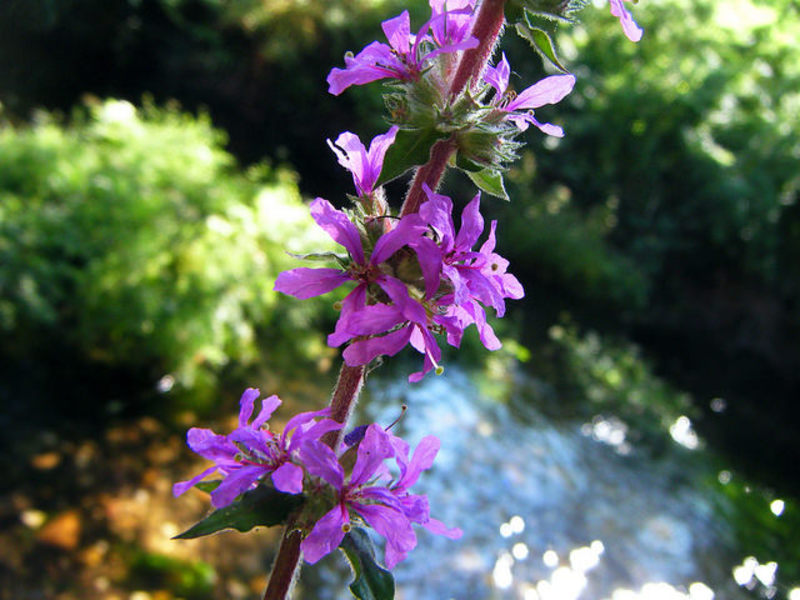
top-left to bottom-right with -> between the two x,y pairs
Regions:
173,388 -> 342,508
300,423 -> 462,568
275,128 -> 523,381
327,0 -> 478,95
174,390 -> 460,568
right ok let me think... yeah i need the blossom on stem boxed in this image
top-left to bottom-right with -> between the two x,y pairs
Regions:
273,197 -> 429,346
328,126 -> 399,197
173,388 -> 341,508
327,4 -> 477,96
609,0 -> 643,42
484,53 -> 576,137
339,186 -> 523,381
299,424 -> 461,568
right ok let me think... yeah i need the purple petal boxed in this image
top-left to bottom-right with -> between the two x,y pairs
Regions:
346,303 -> 405,336
371,213 -> 426,264
351,424 -> 395,486
173,465 -> 219,497
343,326 -> 414,366
328,285 -> 368,347
397,435 -> 440,490
610,0 -> 643,42
238,388 -> 260,427
327,42 -> 400,95
328,131 -> 370,194
210,465 -> 266,508
298,440 -> 344,490
506,74 -> 576,112
420,184 -> 455,251
364,125 -> 399,192
301,504 -> 349,564
186,428 -> 237,462
354,502 -> 417,569
288,419 -> 342,452
510,112 -> 565,137
454,193 -> 483,251
309,198 -> 365,264
252,394 -> 282,429
271,462 -> 304,494
485,52 -> 510,96
274,267 -> 350,300
424,517 -> 463,539
382,11 -> 412,55
409,236 -> 442,299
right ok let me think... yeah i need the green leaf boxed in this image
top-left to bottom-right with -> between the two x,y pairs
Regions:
515,22 -> 569,73
340,528 -> 395,600
194,480 -> 221,493
376,128 -> 449,187
466,168 -> 510,201
174,485 -> 303,539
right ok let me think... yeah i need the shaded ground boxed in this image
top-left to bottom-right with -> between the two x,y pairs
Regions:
0,370 -> 338,600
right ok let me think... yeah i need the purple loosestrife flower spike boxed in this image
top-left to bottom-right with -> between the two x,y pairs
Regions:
173,388 -> 342,508
484,53 -> 576,137
327,126 -> 399,197
299,424 -> 460,568
609,0 -> 643,42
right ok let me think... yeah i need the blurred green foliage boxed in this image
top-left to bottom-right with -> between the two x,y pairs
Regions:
0,99 -> 335,393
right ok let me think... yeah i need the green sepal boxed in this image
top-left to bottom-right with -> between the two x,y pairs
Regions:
466,168 -> 510,201
515,22 -> 569,73
287,251 -> 348,263
340,527 -> 395,600
376,128 -> 449,187
455,151 -> 486,173
173,485 -> 304,539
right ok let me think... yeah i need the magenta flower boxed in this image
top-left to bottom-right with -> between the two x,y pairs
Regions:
484,53 -> 576,137
327,126 -> 399,197
341,299 -> 451,382
609,0 -> 643,42
327,5 -> 477,96
274,197 -> 429,346
173,388 -> 341,508
427,0 -> 479,58
299,424 -> 461,568
333,186 -> 524,381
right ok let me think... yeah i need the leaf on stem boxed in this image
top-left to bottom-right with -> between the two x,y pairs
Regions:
340,527 -> 395,600
515,22 -> 569,74
376,128 -> 449,187
174,485 -> 303,539
466,168 -> 510,201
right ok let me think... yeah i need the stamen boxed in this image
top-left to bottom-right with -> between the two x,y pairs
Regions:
385,404 -> 408,431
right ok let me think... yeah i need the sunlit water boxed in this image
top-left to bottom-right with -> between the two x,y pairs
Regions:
302,368 -> 775,599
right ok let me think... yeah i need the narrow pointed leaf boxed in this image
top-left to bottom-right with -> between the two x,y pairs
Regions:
194,480 -> 222,493
515,23 -> 569,73
174,485 -> 303,539
465,168 -> 510,201
376,128 -> 449,187
340,527 -> 395,600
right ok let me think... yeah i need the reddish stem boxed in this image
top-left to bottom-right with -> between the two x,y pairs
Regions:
262,364 -> 365,600
399,0 -> 508,218
263,529 -> 303,600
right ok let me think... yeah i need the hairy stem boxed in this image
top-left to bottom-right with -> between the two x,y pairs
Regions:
399,0 -> 508,217
263,528 -> 303,600
262,364 -> 365,599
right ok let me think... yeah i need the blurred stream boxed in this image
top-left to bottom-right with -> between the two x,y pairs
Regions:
302,368 -> 789,600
